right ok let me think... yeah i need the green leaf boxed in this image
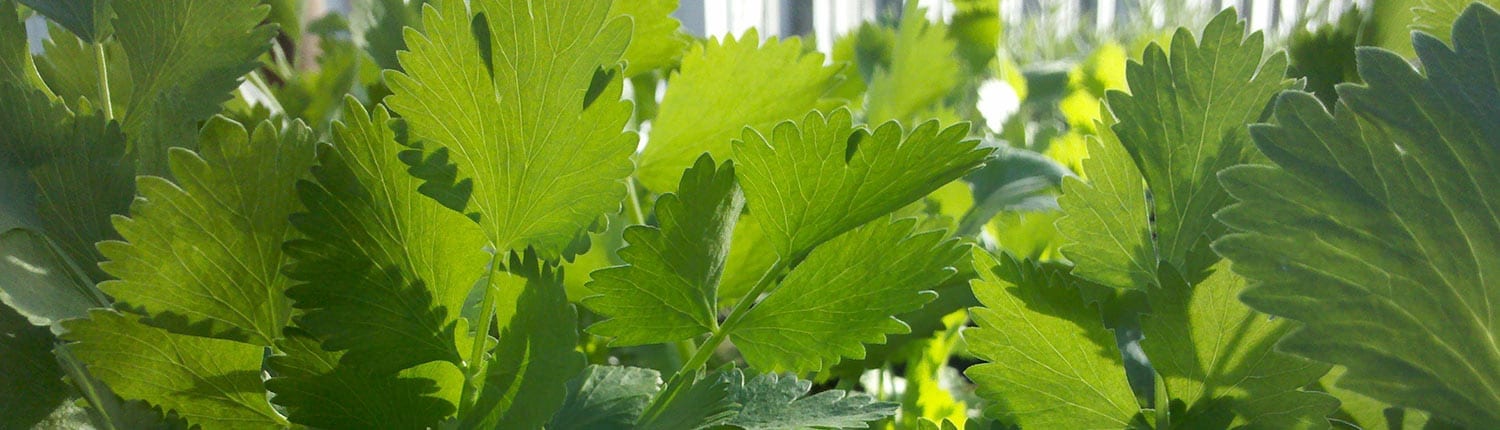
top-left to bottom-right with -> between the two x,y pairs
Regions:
636,368 -> 737,430
716,211 -> 777,304
732,108 -> 991,258
0,305 -> 74,430
283,99 -> 488,374
609,0 -> 687,76
1140,261 -> 1336,428
463,252 -> 586,429
583,155 -> 742,346
964,250 -> 1141,428
266,329 -> 456,430
864,1 -> 959,123
385,0 -> 636,256
1064,9 -> 1292,287
27,100 -> 133,283
19,0 -> 112,42
363,0 -> 424,72
548,365 -> 662,430
98,118 -> 316,345
723,370 -> 898,430
1056,116 -> 1155,291
112,0 -> 277,176
34,24 -> 131,115
1215,5 -> 1500,427
637,30 -> 842,192
61,310 -> 287,429
732,217 -> 964,373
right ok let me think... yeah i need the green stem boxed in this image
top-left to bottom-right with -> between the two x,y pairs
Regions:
625,176 -> 647,225
674,258 -> 787,375
458,252 -> 503,416
93,43 -> 112,120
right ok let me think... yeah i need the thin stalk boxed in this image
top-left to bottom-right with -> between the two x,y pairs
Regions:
674,257 -> 787,375
457,252 -> 503,416
93,43 -> 112,120
625,176 -> 647,225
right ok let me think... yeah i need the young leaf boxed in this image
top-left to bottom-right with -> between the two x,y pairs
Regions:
583,155 -> 742,346
98,118 -> 316,345
266,329 -> 456,429
964,251 -> 1141,428
864,0 -> 960,123
385,0 -> 637,256
609,0 -> 688,76
1061,9 -> 1292,288
18,0 -> 113,43
548,365 -> 662,430
732,217 -> 964,373
463,252 -> 586,429
637,30 -> 842,192
723,370 -> 898,430
61,310 -> 288,429
1140,262 -> 1336,428
112,0 -> 277,176
1215,5 -> 1500,427
283,99 -> 488,374
732,108 -> 991,258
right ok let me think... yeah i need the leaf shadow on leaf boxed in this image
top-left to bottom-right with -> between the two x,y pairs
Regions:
120,306 -> 255,344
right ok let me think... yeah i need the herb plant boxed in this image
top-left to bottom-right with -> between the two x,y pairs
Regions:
0,0 -> 1497,429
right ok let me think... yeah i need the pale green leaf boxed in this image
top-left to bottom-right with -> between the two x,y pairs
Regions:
964,251 -> 1142,429
865,1 -> 960,123
1215,5 -> 1500,427
283,99 -> 488,374
98,118 -> 316,346
548,365 -> 662,430
1140,261 -> 1336,428
112,0 -> 277,176
19,0 -> 112,43
732,217 -> 964,373
463,252 -> 586,429
724,370 -> 898,430
637,30 -> 841,192
1319,366 -> 1430,430
385,0 -> 636,256
610,0 -> 688,76
61,310 -> 287,429
732,108 -> 991,258
583,155 -> 742,346
266,329 -> 457,429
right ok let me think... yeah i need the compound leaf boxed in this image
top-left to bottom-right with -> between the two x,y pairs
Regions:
98,118 -> 316,346
61,310 -> 287,429
583,155 -> 742,346
1215,5 -> 1500,427
637,30 -> 841,192
732,108 -> 990,258
964,250 -> 1141,429
385,0 -> 636,256
732,217 -> 964,373
283,99 -> 488,374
